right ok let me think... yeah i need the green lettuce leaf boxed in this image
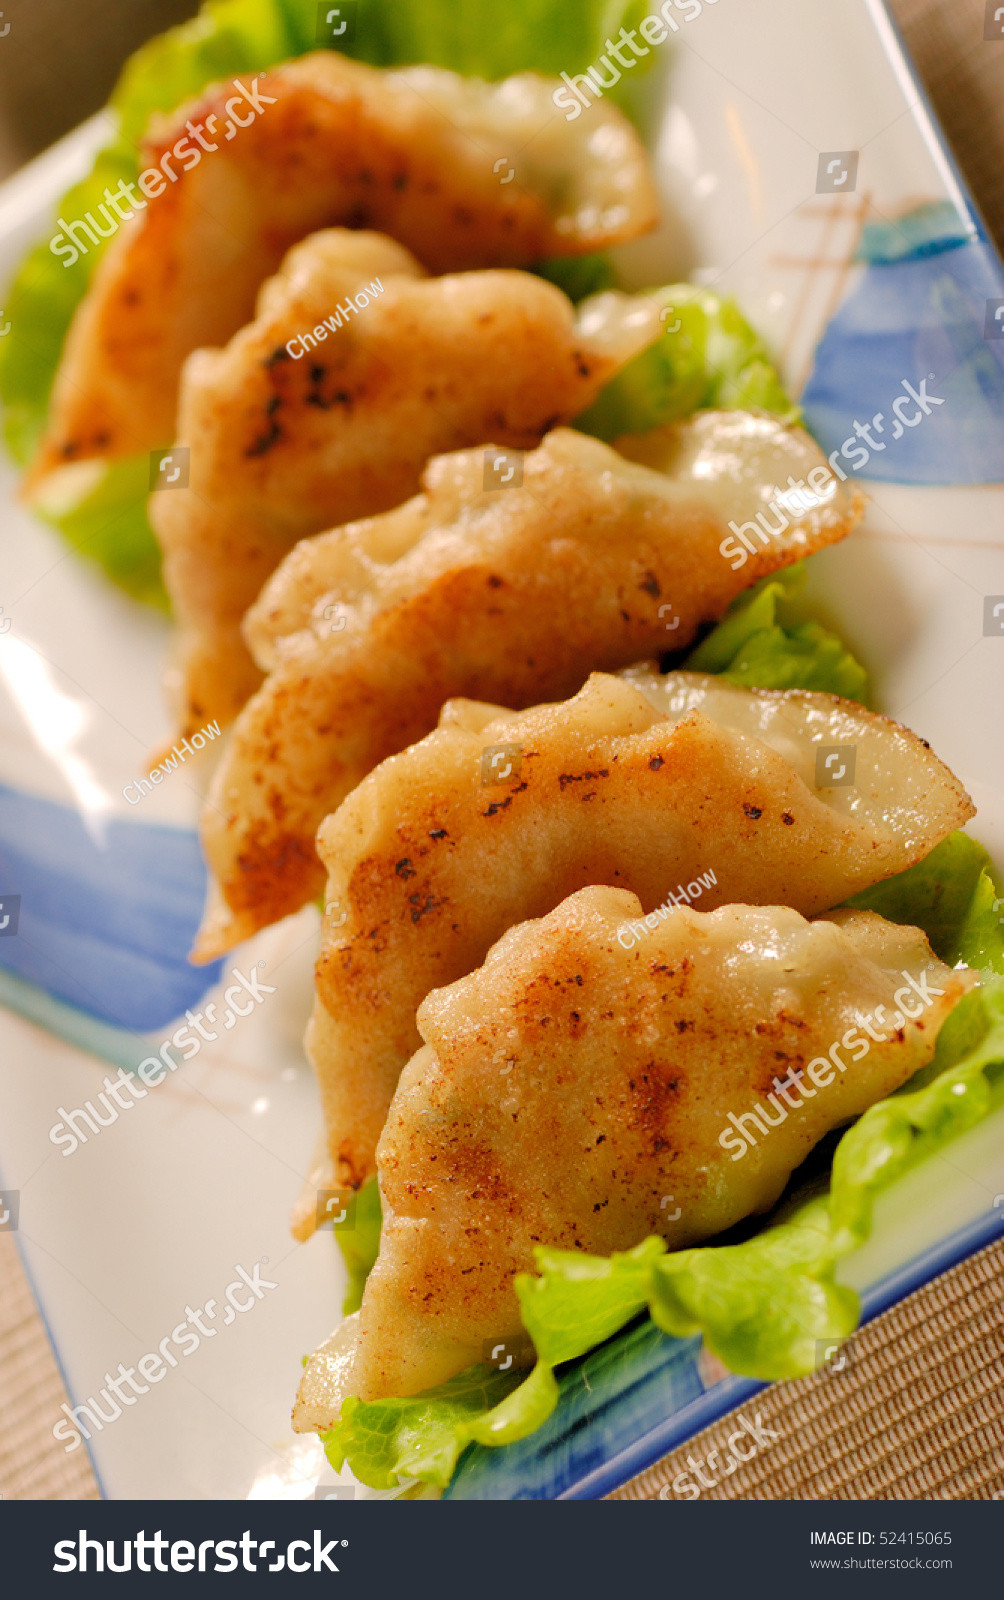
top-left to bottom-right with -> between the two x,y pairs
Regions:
325,978 -> 1004,1486
337,1177 -> 383,1316
684,563 -> 871,703
28,456 -> 169,610
532,252 -> 618,304
323,1239 -> 661,1490
845,830 -> 1004,975
826,981 -> 1004,1255
517,1236 -> 664,1366
324,1365 -> 525,1491
953,872 -> 1004,977
717,619 -> 869,700
574,283 -> 797,443
648,1196 -> 855,1381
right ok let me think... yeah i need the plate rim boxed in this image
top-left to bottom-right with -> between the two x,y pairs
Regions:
2,0 -> 1004,1503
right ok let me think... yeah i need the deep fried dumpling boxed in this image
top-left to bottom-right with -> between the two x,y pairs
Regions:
194,413 -> 864,957
346,888 -> 974,1400
299,669 -> 972,1201
27,52 -> 657,482
151,233 -> 658,737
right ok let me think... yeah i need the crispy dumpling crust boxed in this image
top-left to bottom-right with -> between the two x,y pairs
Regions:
348,888 -> 974,1400
28,51 -> 657,482
303,669 -> 972,1197
151,233 -> 649,740
195,413 -> 864,957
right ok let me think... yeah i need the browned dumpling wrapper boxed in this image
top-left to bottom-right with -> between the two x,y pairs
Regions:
27,51 -> 657,482
344,889 -> 974,1401
150,233 -> 660,738
297,668 -> 972,1207
194,413 -> 865,958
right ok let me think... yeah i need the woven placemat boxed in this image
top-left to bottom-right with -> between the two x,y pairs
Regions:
0,1232 -> 99,1500
609,1236 -> 1004,1500
1,0 -> 1002,1502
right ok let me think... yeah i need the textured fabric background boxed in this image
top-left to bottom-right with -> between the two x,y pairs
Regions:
611,1236 -> 1004,1501
0,0 -> 1002,1501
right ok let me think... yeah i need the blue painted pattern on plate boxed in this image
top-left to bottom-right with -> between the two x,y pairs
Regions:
0,782 -> 221,1030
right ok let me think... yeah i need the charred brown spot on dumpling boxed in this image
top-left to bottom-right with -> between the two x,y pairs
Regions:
625,1060 -> 684,1156
245,419 -> 283,457
335,1141 -> 370,1191
408,893 -> 444,923
777,1009 -> 809,1031
59,425 -> 112,458
558,769 -> 609,790
231,830 -> 322,918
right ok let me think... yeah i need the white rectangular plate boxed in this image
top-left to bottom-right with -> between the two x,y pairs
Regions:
1,0 -> 1003,1500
